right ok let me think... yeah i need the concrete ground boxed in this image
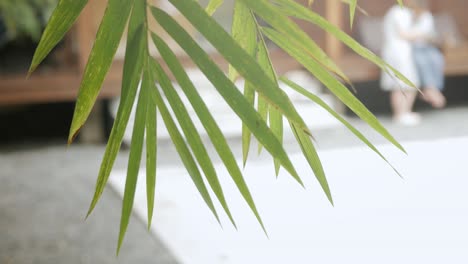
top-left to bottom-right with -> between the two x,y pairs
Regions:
1,104 -> 467,263
110,137 -> 468,264
0,146 -> 179,264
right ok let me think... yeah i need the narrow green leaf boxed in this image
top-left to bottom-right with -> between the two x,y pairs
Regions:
149,59 -> 236,228
68,0 -> 135,142
280,77 -> 402,177
229,0 -> 257,81
242,82 -> 255,167
86,25 -> 146,217
230,1 -> 258,165
145,66 -> 157,229
117,75 -> 149,254
238,0 -> 350,84
290,123 -> 334,205
256,94 -> 269,155
262,27 -> 406,153
151,33 -> 267,234
153,2 -> 309,134
205,0 -> 224,16
148,9 -> 304,185
349,0 -> 357,27
272,0 -> 415,88
149,70 -> 220,225
256,32 -> 282,175
30,0 -> 88,73
340,0 -> 368,17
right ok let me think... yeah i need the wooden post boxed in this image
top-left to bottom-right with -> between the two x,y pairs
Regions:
75,0 -> 107,72
325,0 -> 344,60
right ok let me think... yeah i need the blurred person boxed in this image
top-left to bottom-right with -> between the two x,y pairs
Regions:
405,0 -> 446,109
381,0 -> 448,126
381,1 -> 421,126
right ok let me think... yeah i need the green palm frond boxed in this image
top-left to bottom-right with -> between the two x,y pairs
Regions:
30,0 -> 410,252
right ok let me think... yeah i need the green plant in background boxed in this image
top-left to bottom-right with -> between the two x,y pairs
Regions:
29,0 -> 411,252
0,0 -> 57,44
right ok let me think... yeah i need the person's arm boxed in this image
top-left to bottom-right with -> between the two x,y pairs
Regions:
401,13 -> 436,43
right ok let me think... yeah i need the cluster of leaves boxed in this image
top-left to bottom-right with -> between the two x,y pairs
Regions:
0,0 -> 57,44
30,0 -> 409,252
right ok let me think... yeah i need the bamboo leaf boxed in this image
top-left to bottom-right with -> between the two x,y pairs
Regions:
123,0 -> 148,98
230,1 -> 258,166
340,0 -> 369,16
238,0 -> 350,84
117,74 -> 149,254
148,8 -> 304,185
151,33 -> 267,233
145,66 -> 157,229
149,68 -> 221,225
262,27 -> 406,153
256,32 -> 282,175
290,123 -> 333,205
86,24 -> 146,217
242,82 -> 256,166
280,77 -> 402,177
149,59 -> 237,228
205,0 -> 224,16
256,94 -> 269,155
153,2 -> 309,134
229,0 -> 257,81
30,0 -> 88,73
349,0 -> 357,27
272,0 -> 415,88
68,0 -> 135,143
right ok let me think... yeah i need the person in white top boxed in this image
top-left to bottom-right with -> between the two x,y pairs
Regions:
407,0 -> 446,109
380,0 -> 445,126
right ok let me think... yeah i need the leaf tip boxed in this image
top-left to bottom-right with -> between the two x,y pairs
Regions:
116,241 -> 123,257
85,205 -> 95,220
147,215 -> 153,230
68,123 -> 83,145
27,60 -> 39,75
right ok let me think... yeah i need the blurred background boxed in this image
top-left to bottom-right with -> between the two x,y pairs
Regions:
1,0 -> 467,263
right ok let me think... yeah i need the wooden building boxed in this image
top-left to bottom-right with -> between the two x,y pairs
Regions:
1,0 -> 467,106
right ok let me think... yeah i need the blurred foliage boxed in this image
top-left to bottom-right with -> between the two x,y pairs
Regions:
0,0 -> 57,45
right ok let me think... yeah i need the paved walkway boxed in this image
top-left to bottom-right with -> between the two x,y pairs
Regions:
110,136 -> 468,264
1,105 -> 467,263
0,146 -> 178,264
